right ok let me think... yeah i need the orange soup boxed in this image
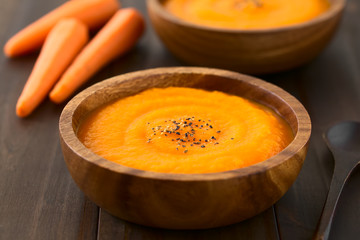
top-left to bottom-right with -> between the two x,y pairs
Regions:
163,0 -> 330,29
77,87 -> 294,174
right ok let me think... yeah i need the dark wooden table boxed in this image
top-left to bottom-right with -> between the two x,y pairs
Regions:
1,0 -> 359,239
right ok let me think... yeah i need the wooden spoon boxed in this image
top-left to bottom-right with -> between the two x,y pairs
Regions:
313,121 -> 360,240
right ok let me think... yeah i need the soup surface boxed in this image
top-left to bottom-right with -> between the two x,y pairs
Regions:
163,0 -> 330,29
78,87 -> 294,174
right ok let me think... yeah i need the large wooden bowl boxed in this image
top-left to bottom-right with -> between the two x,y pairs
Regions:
59,67 -> 311,229
147,0 -> 345,74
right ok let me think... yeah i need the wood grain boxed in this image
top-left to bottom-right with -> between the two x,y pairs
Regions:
97,207 -> 279,240
147,0 -> 345,74
59,67 -> 311,229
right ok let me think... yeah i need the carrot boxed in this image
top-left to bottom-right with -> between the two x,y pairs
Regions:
49,8 -> 145,104
4,0 -> 119,58
16,18 -> 89,118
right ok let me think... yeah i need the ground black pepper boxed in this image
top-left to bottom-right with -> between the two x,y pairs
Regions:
146,117 -> 233,153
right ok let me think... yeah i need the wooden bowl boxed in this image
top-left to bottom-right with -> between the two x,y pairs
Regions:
59,67 -> 311,229
147,0 -> 345,74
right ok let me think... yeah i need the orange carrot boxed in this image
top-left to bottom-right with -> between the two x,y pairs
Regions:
4,0 -> 119,57
49,8 -> 145,104
16,18 -> 89,117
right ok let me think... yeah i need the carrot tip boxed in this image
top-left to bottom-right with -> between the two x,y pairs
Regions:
4,42 -> 14,58
16,104 -> 29,118
49,89 -> 64,104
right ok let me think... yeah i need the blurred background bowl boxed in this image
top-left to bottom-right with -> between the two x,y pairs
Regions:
147,0 -> 345,74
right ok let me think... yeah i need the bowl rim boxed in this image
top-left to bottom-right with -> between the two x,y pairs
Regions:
146,0 -> 345,33
59,67 -> 311,182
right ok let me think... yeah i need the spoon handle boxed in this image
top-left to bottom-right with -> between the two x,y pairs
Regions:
313,159 -> 358,240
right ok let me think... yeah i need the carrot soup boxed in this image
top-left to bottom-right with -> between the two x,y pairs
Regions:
163,0 -> 330,29
77,87 -> 294,174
